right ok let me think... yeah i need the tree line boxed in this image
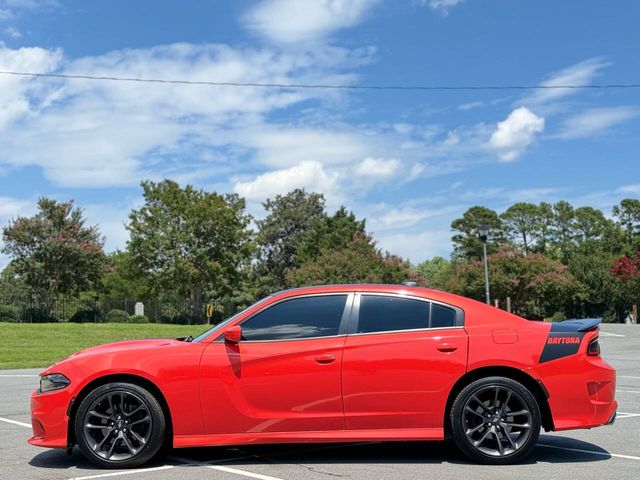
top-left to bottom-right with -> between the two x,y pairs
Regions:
1,179 -> 639,323
420,199 -> 640,321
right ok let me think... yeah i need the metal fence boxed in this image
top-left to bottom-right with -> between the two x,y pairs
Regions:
0,295 -> 249,324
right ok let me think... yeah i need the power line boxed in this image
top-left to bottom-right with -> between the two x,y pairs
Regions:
0,69 -> 639,92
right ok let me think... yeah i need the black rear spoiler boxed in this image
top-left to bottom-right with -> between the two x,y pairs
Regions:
551,318 -> 601,333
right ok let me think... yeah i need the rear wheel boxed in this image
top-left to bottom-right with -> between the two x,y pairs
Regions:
74,382 -> 165,468
450,376 -> 540,464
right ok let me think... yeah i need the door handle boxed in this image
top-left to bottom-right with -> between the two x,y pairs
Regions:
436,343 -> 458,353
315,354 -> 336,364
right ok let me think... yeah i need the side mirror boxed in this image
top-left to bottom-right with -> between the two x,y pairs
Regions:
224,325 -> 242,343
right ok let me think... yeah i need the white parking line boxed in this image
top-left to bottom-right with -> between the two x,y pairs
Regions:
537,443 -> 640,461
0,416 -> 31,428
0,374 -> 38,378
69,465 -> 175,480
617,390 -> 640,394
599,331 -> 626,337
170,455 -> 284,480
619,375 -> 640,379
208,465 -> 284,480
616,412 -> 640,420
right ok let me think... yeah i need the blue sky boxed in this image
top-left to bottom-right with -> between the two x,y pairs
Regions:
1,0 -> 639,266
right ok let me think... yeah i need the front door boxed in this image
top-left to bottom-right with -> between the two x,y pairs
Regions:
199,294 -> 351,435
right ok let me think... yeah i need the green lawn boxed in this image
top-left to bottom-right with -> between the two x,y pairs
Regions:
0,322 -> 206,369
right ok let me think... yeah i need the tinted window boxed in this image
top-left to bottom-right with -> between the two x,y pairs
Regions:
358,295 -> 430,333
241,295 -> 347,341
431,303 -> 456,328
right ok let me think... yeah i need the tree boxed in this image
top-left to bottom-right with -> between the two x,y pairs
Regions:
612,199 -> 640,250
287,232 -> 421,287
451,206 -> 504,260
415,256 -> 452,289
534,202 -> 554,253
573,207 -> 608,242
550,201 -> 576,262
127,180 -> 253,315
447,245 -> 576,319
101,251 -> 151,299
295,206 -> 366,264
611,251 -> 640,306
255,189 -> 326,291
566,243 -> 625,322
500,203 -> 541,253
2,198 -> 107,314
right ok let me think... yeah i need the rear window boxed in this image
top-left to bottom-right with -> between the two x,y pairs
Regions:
431,303 -> 457,328
357,295 -> 430,333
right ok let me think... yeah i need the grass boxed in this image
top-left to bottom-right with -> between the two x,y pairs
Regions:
0,322 -> 207,369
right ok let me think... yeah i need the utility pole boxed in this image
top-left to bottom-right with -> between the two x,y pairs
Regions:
478,224 -> 491,305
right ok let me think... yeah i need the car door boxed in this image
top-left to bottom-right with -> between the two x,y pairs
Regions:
199,293 -> 351,435
341,293 -> 468,431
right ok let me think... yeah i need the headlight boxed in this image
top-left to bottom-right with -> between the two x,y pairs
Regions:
39,373 -> 71,393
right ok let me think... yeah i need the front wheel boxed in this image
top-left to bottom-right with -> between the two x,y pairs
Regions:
450,376 -> 541,464
74,382 -> 166,468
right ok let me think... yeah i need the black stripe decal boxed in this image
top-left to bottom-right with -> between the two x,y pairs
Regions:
539,330 -> 585,363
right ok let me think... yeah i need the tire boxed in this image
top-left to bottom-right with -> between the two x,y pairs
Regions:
450,376 -> 541,465
74,382 -> 166,469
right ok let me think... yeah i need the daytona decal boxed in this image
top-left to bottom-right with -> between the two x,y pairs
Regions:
539,331 -> 585,363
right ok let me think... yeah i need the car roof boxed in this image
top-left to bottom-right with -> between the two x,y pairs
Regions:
273,284 -> 466,306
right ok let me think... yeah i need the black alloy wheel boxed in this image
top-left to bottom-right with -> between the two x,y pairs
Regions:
75,382 -> 165,468
451,376 -> 541,464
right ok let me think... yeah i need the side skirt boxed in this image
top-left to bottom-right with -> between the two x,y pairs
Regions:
174,428 -> 444,448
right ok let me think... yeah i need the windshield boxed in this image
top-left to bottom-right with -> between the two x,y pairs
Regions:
191,296 -> 273,342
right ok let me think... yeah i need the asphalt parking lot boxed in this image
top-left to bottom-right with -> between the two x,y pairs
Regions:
1,323 -> 638,480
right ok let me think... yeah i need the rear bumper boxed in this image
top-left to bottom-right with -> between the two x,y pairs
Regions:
532,353 -> 617,431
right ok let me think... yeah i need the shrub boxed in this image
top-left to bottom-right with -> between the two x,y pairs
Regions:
69,309 -> 100,323
105,309 -> 130,323
0,305 -> 20,322
129,314 -> 149,323
21,306 -> 59,323
165,311 -> 202,324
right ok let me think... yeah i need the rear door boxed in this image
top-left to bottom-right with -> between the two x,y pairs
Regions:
341,293 -> 468,430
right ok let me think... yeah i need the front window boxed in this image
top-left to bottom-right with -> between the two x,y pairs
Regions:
241,294 -> 348,341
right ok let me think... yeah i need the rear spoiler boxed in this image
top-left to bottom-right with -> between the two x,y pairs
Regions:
550,318 -> 601,333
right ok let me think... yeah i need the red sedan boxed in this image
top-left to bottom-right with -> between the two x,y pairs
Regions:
29,285 -> 617,467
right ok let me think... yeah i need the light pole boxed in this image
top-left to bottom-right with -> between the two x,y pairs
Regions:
478,224 -> 491,305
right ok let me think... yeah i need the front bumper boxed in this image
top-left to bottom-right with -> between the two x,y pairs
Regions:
28,387 -> 71,448
28,362 -> 84,449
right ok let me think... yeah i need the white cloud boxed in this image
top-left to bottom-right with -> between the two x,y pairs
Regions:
0,195 -> 36,270
0,43 -> 62,129
616,184 -> 640,196
3,25 -> 20,37
243,0 -> 378,44
0,0 -> 57,32
555,106 -> 639,140
488,107 -> 545,161
354,157 -> 399,179
235,126 -> 372,169
0,42 -> 368,187
421,0 -> 464,15
376,230 -> 452,263
458,100 -> 483,111
233,160 -> 340,202
521,57 -> 609,106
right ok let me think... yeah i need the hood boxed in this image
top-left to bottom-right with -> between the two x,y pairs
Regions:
66,338 -> 180,361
